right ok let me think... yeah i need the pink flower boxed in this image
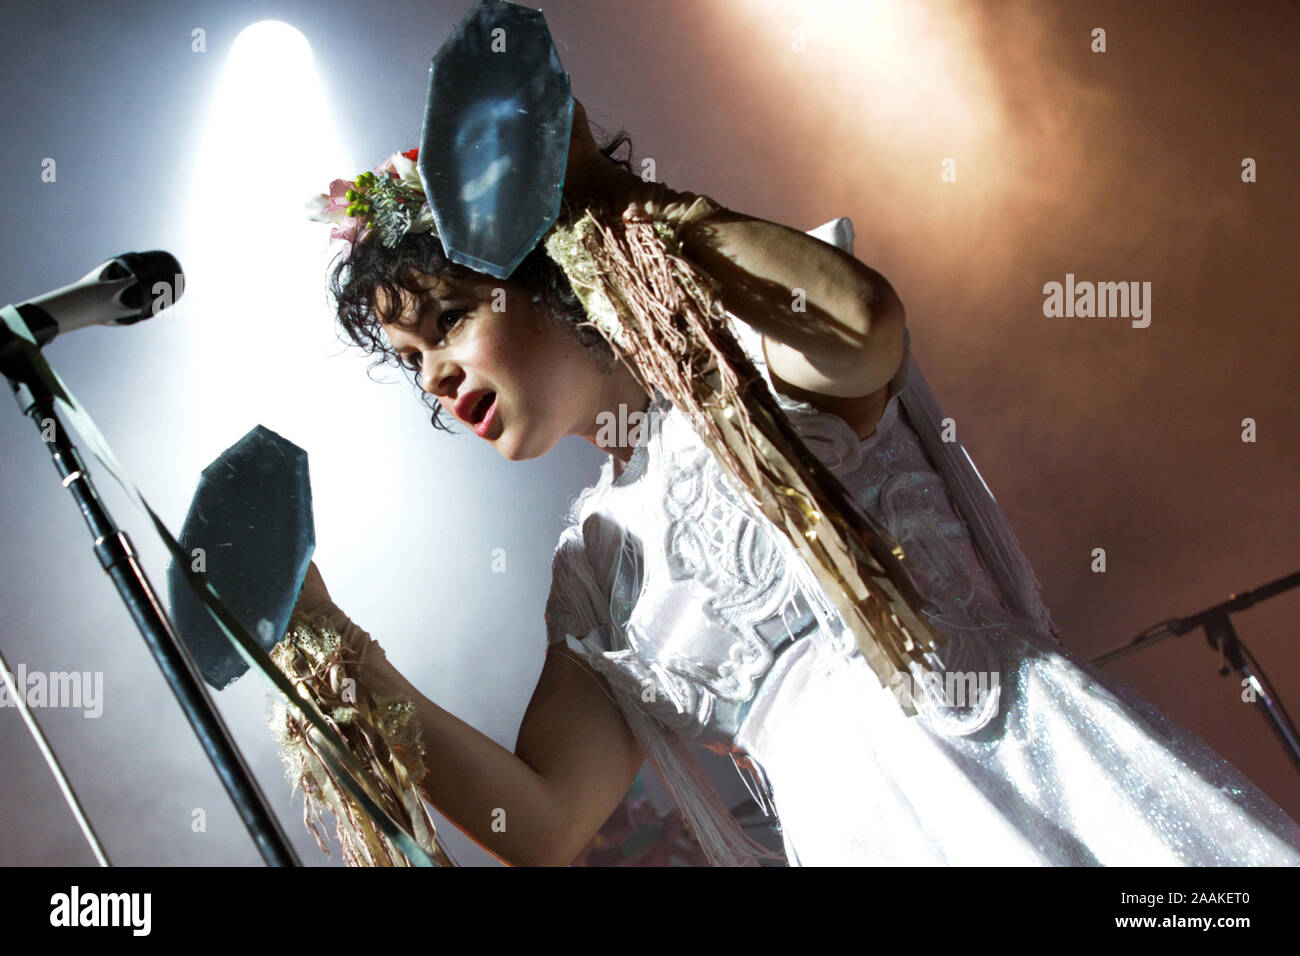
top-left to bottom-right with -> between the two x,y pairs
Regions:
308,148 -> 424,260
330,219 -> 370,250
307,179 -> 356,223
325,178 -> 353,213
306,179 -> 370,258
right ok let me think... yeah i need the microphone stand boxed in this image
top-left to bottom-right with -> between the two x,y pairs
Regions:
1091,570 -> 1300,776
2,339 -> 301,867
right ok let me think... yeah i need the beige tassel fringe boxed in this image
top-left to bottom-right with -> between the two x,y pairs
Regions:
266,607 -> 455,866
545,205 -> 949,711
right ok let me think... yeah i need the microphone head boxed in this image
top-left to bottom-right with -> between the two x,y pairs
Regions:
102,250 -> 184,323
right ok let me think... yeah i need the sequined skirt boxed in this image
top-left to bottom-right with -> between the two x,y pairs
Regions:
733,625 -> 1300,866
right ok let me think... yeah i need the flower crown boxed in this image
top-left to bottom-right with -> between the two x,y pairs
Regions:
307,148 -> 438,257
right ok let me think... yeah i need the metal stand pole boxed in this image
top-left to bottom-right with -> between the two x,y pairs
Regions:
1092,570 -> 1300,776
3,347 -> 300,866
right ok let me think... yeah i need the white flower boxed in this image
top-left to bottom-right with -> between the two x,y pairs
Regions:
389,152 -> 424,191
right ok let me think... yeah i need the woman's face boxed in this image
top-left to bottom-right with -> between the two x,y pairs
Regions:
377,271 -> 645,461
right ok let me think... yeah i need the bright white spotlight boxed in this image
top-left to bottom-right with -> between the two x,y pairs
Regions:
179,20 -> 437,601
182,20 -> 359,444
187,20 -> 348,281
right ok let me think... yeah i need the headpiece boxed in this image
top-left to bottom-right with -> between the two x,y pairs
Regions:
307,148 -> 437,258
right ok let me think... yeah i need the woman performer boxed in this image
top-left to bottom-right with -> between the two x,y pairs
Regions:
295,99 -> 1300,866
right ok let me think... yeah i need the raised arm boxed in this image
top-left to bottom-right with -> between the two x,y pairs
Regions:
565,104 -> 905,433
679,210 -> 907,400
297,566 -> 643,866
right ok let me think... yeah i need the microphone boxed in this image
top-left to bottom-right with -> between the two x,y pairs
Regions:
5,251 -> 184,350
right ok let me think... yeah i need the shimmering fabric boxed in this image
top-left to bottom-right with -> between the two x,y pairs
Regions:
736,594 -> 1300,865
544,318 -> 1300,868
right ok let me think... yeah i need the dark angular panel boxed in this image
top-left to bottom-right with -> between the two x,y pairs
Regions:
167,425 -> 314,690
418,0 -> 573,279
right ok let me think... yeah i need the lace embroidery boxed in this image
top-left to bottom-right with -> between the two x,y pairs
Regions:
549,322 -> 1014,742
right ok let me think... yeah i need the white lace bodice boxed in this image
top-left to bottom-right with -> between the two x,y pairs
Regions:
543,318 -> 1048,752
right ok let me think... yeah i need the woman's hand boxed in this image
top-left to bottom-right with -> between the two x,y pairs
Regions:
563,96 -> 626,205
293,560 -> 377,671
295,559 -> 335,619
560,95 -> 718,234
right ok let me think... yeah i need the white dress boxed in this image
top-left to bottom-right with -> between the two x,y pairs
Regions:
543,318 -> 1300,867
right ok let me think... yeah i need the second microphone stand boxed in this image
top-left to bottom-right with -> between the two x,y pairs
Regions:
1092,570 -> 1300,776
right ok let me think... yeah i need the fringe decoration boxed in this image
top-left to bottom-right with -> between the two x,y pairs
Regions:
544,205 -> 950,714
610,675 -> 786,867
266,606 -> 455,867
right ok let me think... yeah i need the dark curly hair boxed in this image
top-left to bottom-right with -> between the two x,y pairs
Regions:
330,128 -> 636,433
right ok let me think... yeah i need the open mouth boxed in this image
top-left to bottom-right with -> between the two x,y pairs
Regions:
470,392 -> 498,438
469,392 -> 495,426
